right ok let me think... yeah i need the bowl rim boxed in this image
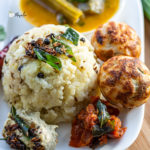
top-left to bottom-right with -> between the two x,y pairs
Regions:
83,0 -> 126,35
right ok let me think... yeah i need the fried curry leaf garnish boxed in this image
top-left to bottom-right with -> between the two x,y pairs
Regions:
61,28 -> 79,46
0,25 -> 6,41
92,100 -> 115,138
97,100 -> 110,128
52,37 -> 76,62
11,106 -> 30,138
34,48 -> 62,71
92,124 -> 114,138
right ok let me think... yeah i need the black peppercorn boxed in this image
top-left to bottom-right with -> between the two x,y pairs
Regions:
5,59 -> 8,64
33,53 -> 38,59
31,40 -> 36,46
50,33 -> 55,39
43,38 -> 50,45
80,37 -> 85,43
97,36 -> 103,45
37,72 -> 44,78
18,65 -> 23,72
26,50 -> 31,56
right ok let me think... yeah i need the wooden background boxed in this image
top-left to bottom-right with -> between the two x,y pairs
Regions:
128,18 -> 150,150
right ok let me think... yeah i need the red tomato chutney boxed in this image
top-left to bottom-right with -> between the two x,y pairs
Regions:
69,96 -> 126,149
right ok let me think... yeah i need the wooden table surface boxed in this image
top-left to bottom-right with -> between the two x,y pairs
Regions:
128,18 -> 150,150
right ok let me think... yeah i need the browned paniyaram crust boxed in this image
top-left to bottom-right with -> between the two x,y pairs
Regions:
98,56 -> 150,108
91,22 -> 141,61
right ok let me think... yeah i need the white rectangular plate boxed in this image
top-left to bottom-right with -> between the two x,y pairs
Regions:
0,0 -> 144,149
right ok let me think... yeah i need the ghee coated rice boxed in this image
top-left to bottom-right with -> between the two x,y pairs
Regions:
2,25 -> 99,123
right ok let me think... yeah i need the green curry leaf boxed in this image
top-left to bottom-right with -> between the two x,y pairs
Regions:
52,37 -> 76,62
61,28 -> 79,46
92,124 -> 114,138
142,0 -> 150,20
34,48 -> 62,71
0,138 -> 7,140
97,100 -> 110,128
65,45 -> 76,62
0,25 -> 6,41
11,106 -> 30,138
